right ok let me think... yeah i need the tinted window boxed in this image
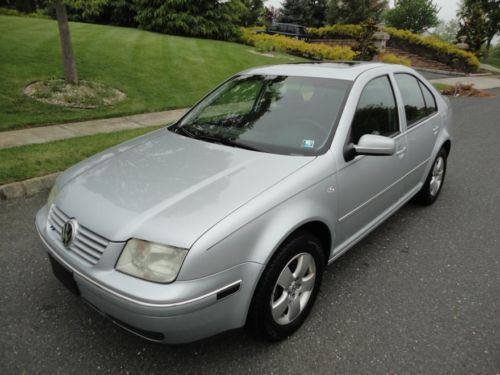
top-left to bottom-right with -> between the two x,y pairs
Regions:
395,74 -> 427,126
175,75 -> 351,156
351,76 -> 399,144
419,81 -> 437,115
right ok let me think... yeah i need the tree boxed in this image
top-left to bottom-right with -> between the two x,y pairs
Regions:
280,0 -> 328,27
52,0 -> 108,84
432,19 -> 460,43
54,0 -> 77,84
457,0 -> 488,55
239,0 -> 265,26
264,6 -> 281,26
134,0 -> 243,41
327,0 -> 388,24
384,0 -> 439,33
353,18 -> 378,60
480,0 -> 500,54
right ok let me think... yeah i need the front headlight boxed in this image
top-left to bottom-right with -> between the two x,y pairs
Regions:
116,239 -> 188,283
47,185 -> 58,207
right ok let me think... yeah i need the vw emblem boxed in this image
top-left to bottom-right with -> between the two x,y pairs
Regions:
62,218 -> 78,248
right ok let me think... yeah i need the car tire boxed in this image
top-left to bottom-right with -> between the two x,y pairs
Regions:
414,148 -> 448,206
246,231 -> 325,341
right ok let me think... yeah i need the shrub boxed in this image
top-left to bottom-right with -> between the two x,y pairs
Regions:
0,7 -> 48,19
307,24 -> 363,39
134,0 -> 242,41
308,24 -> 480,72
352,18 -> 378,61
254,39 -> 286,54
384,27 -> 480,72
241,28 -> 357,60
378,53 -> 411,66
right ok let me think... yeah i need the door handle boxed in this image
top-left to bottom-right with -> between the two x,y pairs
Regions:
432,125 -> 439,134
396,146 -> 407,158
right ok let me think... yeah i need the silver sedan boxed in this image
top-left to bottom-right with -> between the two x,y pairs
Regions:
36,62 -> 452,343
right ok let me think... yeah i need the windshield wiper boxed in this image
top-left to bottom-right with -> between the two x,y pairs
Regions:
174,125 -> 196,138
216,138 -> 261,152
174,125 -> 261,152
196,133 -> 261,152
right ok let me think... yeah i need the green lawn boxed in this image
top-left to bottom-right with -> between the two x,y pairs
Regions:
485,45 -> 500,69
0,126 -> 160,185
432,82 -> 453,92
485,56 -> 500,69
0,15 -> 302,131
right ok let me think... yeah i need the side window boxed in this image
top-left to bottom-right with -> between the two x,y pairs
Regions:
350,76 -> 399,144
395,73 -> 427,127
419,81 -> 437,115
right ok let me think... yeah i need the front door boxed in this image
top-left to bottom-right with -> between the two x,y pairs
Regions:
335,75 -> 409,248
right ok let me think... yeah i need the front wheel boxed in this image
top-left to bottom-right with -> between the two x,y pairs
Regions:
414,148 -> 447,205
246,232 -> 325,341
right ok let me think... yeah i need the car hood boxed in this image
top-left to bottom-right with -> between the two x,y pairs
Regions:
56,129 -> 314,248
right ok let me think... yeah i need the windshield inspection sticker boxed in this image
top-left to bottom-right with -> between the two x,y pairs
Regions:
302,139 -> 315,149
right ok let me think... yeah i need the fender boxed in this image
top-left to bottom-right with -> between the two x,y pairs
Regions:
178,170 -> 338,280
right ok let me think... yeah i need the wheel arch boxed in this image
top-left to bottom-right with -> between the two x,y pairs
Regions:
441,139 -> 451,156
284,221 -> 332,265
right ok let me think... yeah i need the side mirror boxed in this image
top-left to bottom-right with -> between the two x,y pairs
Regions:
353,134 -> 396,156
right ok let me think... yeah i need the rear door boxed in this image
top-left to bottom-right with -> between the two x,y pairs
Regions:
393,73 -> 440,189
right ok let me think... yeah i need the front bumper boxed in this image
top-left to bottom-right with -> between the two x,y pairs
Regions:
36,204 -> 263,344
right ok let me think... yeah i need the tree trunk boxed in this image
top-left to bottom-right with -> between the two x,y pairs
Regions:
55,0 -> 78,84
483,37 -> 492,61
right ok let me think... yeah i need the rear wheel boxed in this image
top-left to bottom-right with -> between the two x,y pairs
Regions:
414,148 -> 447,205
247,232 -> 325,341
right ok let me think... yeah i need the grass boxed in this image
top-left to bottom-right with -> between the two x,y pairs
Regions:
432,82 -> 454,92
485,55 -> 500,69
0,15 -> 303,131
0,126 -> 160,185
484,45 -> 500,69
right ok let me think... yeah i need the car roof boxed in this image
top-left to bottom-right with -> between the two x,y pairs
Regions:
241,62 -> 389,81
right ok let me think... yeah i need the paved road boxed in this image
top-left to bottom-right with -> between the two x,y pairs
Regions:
1,91 -> 499,374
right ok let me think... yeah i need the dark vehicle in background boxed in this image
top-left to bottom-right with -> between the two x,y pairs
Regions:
258,23 -> 309,40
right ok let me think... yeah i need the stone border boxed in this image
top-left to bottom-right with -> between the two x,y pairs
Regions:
0,173 -> 59,200
415,67 -> 467,77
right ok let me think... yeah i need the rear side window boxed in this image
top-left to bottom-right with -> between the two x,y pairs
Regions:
419,81 -> 437,115
350,75 -> 399,144
395,74 -> 427,127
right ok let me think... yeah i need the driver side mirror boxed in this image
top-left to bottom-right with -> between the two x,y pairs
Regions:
344,134 -> 396,161
354,134 -> 396,156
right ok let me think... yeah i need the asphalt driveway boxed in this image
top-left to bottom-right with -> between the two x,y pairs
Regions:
1,90 -> 499,374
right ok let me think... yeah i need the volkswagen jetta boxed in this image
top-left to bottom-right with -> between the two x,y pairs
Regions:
36,62 -> 452,343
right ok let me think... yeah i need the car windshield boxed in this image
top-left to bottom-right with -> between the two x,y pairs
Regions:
171,75 -> 351,155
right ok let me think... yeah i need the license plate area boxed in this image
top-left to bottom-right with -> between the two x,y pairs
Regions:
48,254 -> 80,296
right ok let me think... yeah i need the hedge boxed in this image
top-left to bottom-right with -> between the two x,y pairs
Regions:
307,24 -> 363,39
378,53 -> 411,66
241,28 -> 357,61
307,25 -> 480,72
384,27 -> 479,72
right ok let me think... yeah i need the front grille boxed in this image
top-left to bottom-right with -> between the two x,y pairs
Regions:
47,205 -> 109,265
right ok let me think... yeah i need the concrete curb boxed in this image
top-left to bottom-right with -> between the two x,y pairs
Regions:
0,173 -> 59,200
0,108 -> 188,150
415,67 -> 467,77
